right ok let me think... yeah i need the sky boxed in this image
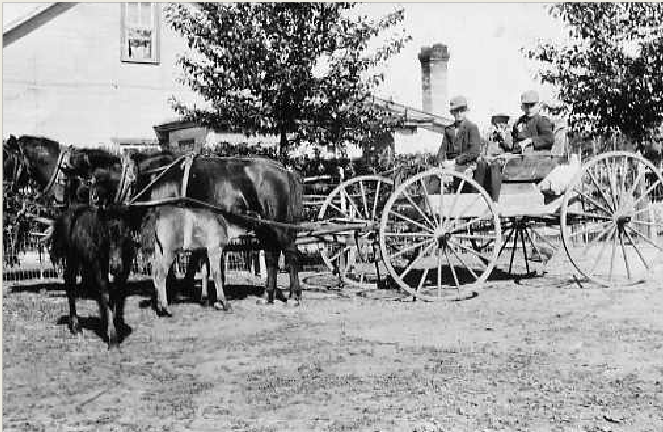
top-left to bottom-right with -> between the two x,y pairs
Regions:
361,2 -> 567,129
3,2 -> 567,130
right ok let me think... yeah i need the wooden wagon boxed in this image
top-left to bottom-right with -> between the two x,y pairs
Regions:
316,151 -> 663,301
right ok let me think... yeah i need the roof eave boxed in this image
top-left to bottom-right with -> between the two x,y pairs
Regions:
2,3 -> 58,36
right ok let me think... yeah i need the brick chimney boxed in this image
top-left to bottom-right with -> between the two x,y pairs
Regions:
418,43 -> 450,116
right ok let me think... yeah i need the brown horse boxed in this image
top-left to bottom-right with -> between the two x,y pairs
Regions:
131,153 -> 303,317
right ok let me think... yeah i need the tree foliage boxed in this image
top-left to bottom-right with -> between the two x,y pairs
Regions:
526,3 -> 663,142
165,2 -> 411,154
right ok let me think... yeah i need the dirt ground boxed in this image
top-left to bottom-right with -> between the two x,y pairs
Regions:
3,262 -> 663,432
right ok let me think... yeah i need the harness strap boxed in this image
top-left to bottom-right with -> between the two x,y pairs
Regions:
180,153 -> 196,197
128,153 -> 190,205
41,146 -> 71,201
114,153 -> 136,204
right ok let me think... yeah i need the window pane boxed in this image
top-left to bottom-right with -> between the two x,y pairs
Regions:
128,28 -> 152,60
140,3 -> 152,27
127,2 -> 139,25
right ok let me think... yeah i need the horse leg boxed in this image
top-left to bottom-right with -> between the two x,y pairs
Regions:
94,266 -> 117,346
152,247 -> 174,318
63,264 -> 80,334
112,260 -> 132,336
208,248 -> 229,311
264,250 -> 286,304
285,243 -> 302,306
200,252 -> 211,307
183,249 -> 200,299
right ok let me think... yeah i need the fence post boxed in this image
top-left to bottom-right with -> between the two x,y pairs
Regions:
259,250 -> 267,281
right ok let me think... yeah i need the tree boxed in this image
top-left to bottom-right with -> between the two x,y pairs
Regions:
526,3 -> 663,144
165,3 -> 411,156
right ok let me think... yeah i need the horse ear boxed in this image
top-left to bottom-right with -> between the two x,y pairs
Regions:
7,135 -> 18,149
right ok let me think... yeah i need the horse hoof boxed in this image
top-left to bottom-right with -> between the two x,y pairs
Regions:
156,307 -> 173,318
213,301 -> 231,311
200,298 -> 211,307
69,318 -> 81,335
108,329 -> 118,347
255,298 -> 272,306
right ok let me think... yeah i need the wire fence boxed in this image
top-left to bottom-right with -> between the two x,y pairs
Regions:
3,159 -> 661,287
3,231 -> 328,287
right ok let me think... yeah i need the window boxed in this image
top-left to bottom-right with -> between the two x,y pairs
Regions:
178,139 -> 195,152
121,3 -> 160,64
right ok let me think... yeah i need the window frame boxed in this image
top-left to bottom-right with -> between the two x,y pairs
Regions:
120,2 -> 161,64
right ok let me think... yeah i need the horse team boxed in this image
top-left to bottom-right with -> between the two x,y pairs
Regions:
3,135 -> 304,347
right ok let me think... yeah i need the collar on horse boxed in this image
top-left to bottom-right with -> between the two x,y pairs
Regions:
41,146 -> 73,202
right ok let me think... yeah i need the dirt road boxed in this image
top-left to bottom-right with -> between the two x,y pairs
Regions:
3,270 -> 663,432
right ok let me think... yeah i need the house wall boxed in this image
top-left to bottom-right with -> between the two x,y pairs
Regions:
2,2 -> 203,147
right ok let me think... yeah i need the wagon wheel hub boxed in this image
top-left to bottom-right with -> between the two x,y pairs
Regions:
436,231 -> 451,249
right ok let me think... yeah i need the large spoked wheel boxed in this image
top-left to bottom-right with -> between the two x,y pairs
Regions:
379,168 -> 501,301
561,151 -> 663,286
318,175 -> 394,289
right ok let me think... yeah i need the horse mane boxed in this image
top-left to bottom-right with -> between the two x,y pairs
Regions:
76,148 -> 121,169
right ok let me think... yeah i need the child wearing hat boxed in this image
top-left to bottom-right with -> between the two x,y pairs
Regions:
512,90 -> 554,153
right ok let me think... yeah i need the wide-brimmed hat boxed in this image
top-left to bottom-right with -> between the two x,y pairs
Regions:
521,90 -> 539,104
450,95 -> 468,112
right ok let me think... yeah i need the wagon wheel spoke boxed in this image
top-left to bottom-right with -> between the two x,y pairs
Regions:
588,226 -> 616,275
630,219 -> 663,228
446,192 -> 482,232
388,210 -> 434,233
444,246 -> 459,289
566,211 -> 613,221
444,177 -> 467,229
454,233 -> 499,241
621,166 -> 646,212
448,210 -> 493,234
341,189 -> 363,220
383,232 -> 435,237
358,180 -> 369,219
618,231 -> 633,280
437,248 -> 443,295
606,157 -> 621,210
629,179 -> 662,211
402,188 -> 437,231
399,242 -> 437,279
586,166 -> 615,212
419,176 -> 438,225
581,221 -> 615,259
448,243 -> 480,281
629,201 -> 662,219
372,180 -> 382,219
416,267 -> 430,293
625,225 -> 663,252
622,228 -> 650,271
564,220 -> 614,241
607,227 -> 619,283
390,238 -> 435,260
437,174 -> 444,226
447,239 -> 493,266
571,187 -> 614,217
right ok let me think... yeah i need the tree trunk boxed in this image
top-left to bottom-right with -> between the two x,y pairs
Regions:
279,128 -> 288,161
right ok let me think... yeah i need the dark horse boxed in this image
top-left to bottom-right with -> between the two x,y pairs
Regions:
130,152 -> 303,316
49,205 -> 136,345
3,135 -> 137,346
